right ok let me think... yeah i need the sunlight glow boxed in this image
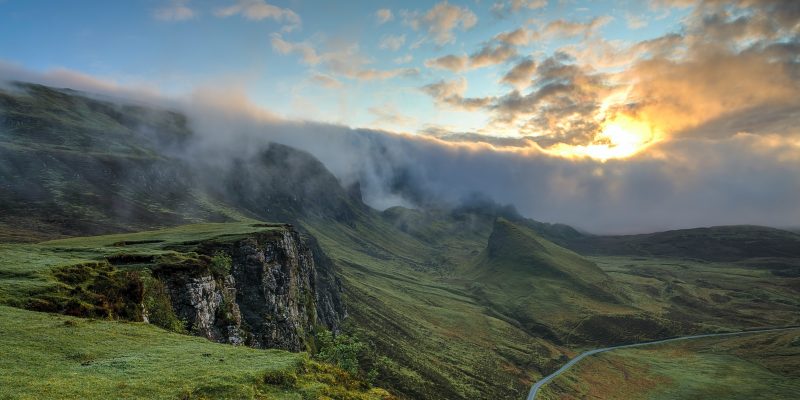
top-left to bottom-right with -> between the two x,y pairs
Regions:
545,115 -> 661,161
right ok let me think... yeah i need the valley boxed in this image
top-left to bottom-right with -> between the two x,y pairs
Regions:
1,83 -> 799,399
536,329 -> 800,399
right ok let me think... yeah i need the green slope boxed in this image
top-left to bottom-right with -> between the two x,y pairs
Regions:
0,305 -> 392,400
564,225 -> 800,261
463,219 -> 678,345
0,83 -> 361,242
3,82 -> 800,400
0,222 -> 284,312
303,213 -> 568,400
539,330 -> 800,400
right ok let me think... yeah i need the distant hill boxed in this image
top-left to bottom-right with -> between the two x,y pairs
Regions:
480,218 -> 608,285
0,82 -> 362,241
563,225 -> 800,261
2,82 -> 799,400
464,219 -> 676,344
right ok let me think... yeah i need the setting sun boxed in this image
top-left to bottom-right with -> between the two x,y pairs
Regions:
2,2 -> 800,399
545,115 -> 660,161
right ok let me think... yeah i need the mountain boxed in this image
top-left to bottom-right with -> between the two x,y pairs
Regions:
1,82 -> 799,400
0,82 -> 567,399
562,225 -> 800,261
464,219 -> 676,344
0,82 -> 361,242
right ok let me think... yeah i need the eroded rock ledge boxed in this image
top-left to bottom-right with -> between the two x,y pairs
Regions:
150,227 -> 345,351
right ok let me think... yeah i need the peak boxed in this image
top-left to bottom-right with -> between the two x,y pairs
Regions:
483,218 -> 608,284
487,218 -> 547,260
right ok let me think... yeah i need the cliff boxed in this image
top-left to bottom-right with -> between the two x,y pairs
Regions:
14,223 -> 344,352
151,227 -> 342,351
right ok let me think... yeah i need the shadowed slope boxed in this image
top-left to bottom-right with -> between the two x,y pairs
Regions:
565,225 -> 800,261
466,219 -> 678,345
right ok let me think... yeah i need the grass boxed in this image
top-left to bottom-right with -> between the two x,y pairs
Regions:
0,222 -> 396,399
303,213 -> 568,400
0,222 -> 285,309
591,255 -> 800,330
304,212 -> 800,399
3,83 -> 799,399
538,330 -> 800,399
0,305 -> 392,400
2,211 -> 798,400
41,221 -> 282,248
565,225 -> 800,261
462,219 -> 641,344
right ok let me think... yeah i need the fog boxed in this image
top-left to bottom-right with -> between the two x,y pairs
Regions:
2,62 -> 799,234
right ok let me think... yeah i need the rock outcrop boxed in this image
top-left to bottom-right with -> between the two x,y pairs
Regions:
151,226 -> 344,351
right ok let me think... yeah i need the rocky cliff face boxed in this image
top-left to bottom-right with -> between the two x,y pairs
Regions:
150,226 -> 344,351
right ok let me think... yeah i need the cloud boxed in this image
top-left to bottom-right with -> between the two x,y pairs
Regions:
270,33 -> 320,65
342,67 -> 419,81
421,78 -> 494,111
376,8 -> 393,24
488,17 -> 612,49
469,43 -> 517,68
153,0 -> 196,22
539,16 -> 613,39
420,0 -> 800,158
394,54 -> 413,64
215,0 -> 300,31
494,27 -> 534,46
309,74 -> 342,89
490,54 -> 614,146
424,54 -> 468,71
500,58 -> 537,89
649,0 -> 696,10
425,43 -> 516,72
178,86 -> 800,234
270,34 -> 418,81
379,34 -> 406,51
4,61 -> 800,233
625,14 -> 647,29
492,0 -> 548,16
369,104 -> 416,128
406,1 -> 478,45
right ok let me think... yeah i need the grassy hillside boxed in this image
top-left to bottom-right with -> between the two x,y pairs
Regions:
0,83 -> 237,241
538,329 -> 800,399
3,82 -> 800,400
0,83 -> 360,242
303,213 -> 568,400
0,222 -> 282,312
462,219 -> 680,346
0,305 -> 392,400
565,225 -> 800,261
591,255 -> 800,331
305,213 -> 800,398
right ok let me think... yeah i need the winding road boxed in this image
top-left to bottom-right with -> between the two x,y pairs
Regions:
526,326 -> 800,400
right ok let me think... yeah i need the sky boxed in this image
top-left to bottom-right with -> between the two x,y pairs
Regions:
1,0 -> 800,233
0,0 -> 691,144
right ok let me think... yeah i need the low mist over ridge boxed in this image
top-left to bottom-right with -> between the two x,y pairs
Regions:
2,71 -> 799,234
3,2 -> 800,399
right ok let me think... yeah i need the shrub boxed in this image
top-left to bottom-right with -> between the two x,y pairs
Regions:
263,369 -> 298,387
315,330 -> 364,376
142,276 -> 186,333
210,251 -> 233,277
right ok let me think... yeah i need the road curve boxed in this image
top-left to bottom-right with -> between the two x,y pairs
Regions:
526,326 -> 800,400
